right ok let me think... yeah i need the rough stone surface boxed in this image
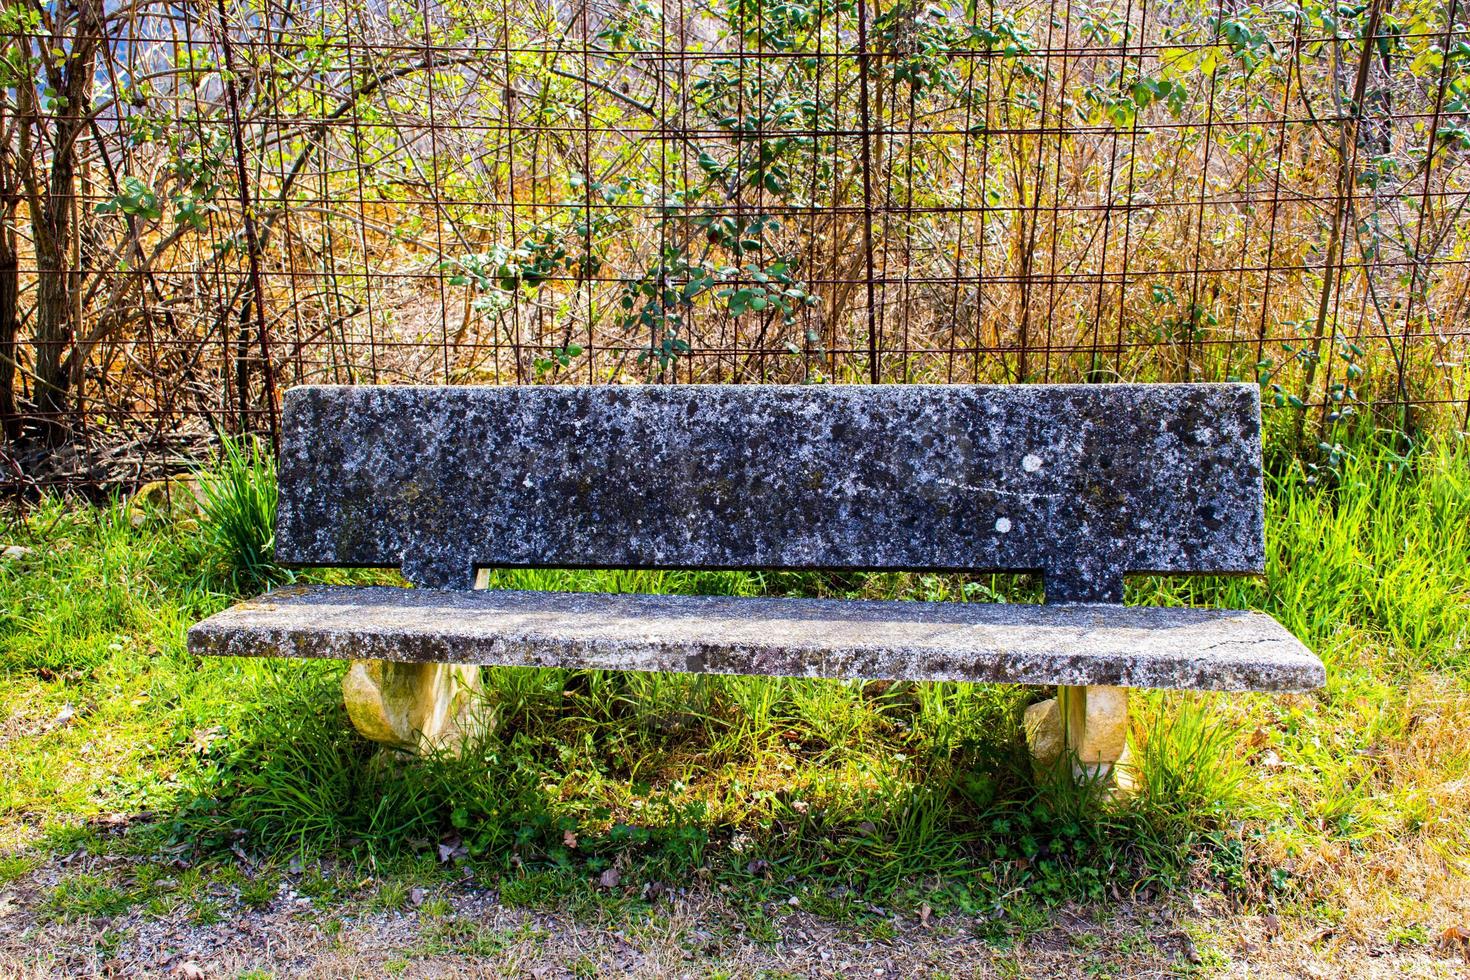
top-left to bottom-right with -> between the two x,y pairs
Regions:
1026,688 -> 1136,791
1060,685 -> 1134,783
341,659 -> 488,755
275,383 -> 1266,602
188,585 -> 1324,692
1064,685 -> 1130,765
1023,697 -> 1064,767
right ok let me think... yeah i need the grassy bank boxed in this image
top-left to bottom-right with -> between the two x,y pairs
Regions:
1,439 -> 1469,971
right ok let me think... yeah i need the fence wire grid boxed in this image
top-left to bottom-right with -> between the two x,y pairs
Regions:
2,0 -> 1469,492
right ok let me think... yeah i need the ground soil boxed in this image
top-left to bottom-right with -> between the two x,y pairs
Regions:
3,851 -> 1467,978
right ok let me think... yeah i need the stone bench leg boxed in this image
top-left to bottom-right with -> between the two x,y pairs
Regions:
1024,685 -> 1136,792
342,659 -> 488,756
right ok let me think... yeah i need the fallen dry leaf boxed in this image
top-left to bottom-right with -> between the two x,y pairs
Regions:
190,726 -> 222,753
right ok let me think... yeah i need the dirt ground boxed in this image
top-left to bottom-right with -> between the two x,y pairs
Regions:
3,852 -> 1468,979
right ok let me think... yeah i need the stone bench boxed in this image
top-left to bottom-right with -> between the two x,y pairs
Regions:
188,383 -> 1322,783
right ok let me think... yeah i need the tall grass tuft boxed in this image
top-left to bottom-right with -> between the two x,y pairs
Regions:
1130,694 -> 1250,834
197,435 -> 284,594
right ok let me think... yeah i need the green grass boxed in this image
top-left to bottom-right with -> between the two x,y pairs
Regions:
1,435 -> 1468,933
194,434 -> 285,594
39,874 -> 135,922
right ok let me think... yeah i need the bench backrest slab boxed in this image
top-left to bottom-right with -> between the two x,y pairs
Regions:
275,383 -> 1264,602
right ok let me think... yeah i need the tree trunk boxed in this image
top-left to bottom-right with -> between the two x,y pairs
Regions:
31,0 -> 103,445
0,227 -> 17,442
33,234 -> 71,442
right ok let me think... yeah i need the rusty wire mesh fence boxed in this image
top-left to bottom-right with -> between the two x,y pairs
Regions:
2,0 -> 1468,493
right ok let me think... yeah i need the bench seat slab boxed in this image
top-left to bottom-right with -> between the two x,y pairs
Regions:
189,586 -> 1323,693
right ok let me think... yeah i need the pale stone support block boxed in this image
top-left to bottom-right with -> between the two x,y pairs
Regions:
1025,685 -> 1135,792
1023,696 -> 1065,769
342,659 -> 489,756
